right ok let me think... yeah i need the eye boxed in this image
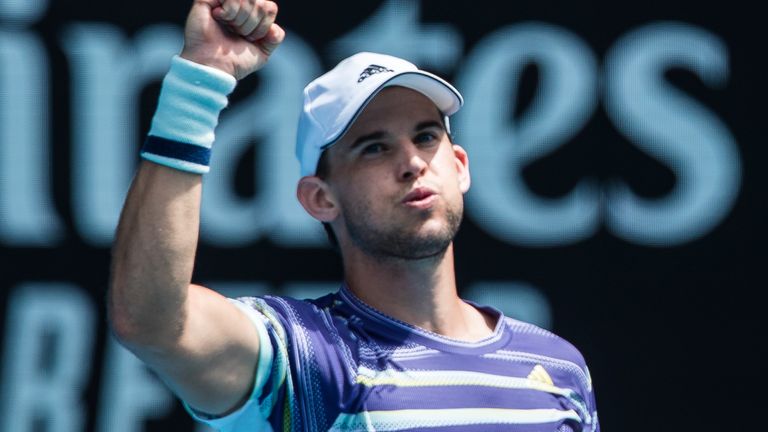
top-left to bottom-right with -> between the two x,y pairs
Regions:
361,142 -> 386,155
414,131 -> 438,145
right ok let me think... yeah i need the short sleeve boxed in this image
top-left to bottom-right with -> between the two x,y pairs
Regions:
182,299 -> 276,432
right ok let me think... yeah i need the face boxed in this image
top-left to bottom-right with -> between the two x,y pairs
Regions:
320,86 -> 470,260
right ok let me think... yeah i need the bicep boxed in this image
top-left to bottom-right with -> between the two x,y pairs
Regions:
130,284 -> 264,416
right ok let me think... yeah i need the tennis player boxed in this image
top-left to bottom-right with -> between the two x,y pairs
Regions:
110,1 -> 600,430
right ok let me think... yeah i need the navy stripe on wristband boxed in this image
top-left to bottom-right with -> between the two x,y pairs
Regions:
141,136 -> 212,173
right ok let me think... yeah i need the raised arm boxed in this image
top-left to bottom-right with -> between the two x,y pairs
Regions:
109,0 -> 284,416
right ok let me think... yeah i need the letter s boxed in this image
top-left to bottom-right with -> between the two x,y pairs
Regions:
603,22 -> 741,246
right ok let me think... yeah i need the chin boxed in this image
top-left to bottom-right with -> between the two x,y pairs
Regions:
413,221 -> 451,238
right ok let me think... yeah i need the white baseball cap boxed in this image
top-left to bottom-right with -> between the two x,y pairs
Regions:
295,52 -> 464,176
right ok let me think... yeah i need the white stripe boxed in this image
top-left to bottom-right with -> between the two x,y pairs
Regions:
359,345 -> 440,361
229,300 -> 275,420
140,152 -> 209,174
330,408 -> 581,431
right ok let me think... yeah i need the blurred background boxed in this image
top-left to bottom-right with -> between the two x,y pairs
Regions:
0,0 -> 764,431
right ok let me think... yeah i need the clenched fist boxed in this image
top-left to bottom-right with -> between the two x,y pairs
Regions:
180,0 -> 285,80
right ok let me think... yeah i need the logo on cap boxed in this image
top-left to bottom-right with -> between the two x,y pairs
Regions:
358,64 -> 395,83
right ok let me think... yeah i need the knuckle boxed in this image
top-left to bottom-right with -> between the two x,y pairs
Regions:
264,1 -> 278,16
222,3 -> 238,18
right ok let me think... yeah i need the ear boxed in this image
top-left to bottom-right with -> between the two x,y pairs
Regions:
296,176 -> 339,222
452,144 -> 471,193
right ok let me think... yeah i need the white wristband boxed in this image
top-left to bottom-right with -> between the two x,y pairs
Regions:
149,55 -> 236,147
140,56 -> 237,174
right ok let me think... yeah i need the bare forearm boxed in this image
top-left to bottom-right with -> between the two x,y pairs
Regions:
109,161 -> 202,346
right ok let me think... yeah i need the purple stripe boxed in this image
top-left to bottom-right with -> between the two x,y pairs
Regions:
358,386 -> 563,411
397,423 -> 571,432
390,354 -> 537,375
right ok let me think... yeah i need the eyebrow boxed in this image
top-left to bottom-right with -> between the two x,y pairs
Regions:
348,120 -> 445,150
349,131 -> 387,150
415,120 -> 445,133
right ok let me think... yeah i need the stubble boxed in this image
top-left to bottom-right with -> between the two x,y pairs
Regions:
343,199 -> 463,261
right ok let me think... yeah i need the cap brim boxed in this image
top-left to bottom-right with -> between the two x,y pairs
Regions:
382,71 -> 463,116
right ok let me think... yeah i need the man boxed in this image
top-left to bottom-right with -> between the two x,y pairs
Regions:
110,1 -> 599,431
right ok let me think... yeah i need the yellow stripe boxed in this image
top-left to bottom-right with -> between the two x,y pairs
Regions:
355,367 -> 569,397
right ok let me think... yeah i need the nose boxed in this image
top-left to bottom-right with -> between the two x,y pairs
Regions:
398,141 -> 428,182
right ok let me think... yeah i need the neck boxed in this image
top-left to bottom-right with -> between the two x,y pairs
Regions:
342,243 -> 495,341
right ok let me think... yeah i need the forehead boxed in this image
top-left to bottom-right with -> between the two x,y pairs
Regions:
340,87 -> 442,140
316,87 -> 445,177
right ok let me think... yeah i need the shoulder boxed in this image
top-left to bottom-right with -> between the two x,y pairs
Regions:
233,292 -> 336,315
501,317 -> 589,370
501,317 -> 595,394
501,318 -> 599,429
230,292 -> 344,336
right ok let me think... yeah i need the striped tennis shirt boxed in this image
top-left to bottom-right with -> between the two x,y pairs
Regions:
186,285 -> 599,431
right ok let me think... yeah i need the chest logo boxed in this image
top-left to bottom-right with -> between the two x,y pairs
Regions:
527,364 -> 554,386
